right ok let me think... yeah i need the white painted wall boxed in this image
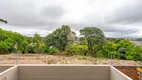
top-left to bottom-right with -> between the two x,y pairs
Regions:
0,65 -> 133,80
18,65 -> 110,80
0,66 -> 18,80
110,66 -> 132,80
140,72 -> 142,80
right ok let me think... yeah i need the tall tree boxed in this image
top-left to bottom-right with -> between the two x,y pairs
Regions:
80,27 -> 105,56
45,25 -> 71,51
33,33 -> 42,53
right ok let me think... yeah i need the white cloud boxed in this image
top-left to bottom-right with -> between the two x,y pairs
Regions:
0,0 -> 142,37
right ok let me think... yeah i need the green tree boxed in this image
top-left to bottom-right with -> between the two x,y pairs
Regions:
102,39 -> 137,60
0,28 -> 26,54
19,40 -> 28,54
45,25 -> 71,51
39,43 -> 46,53
33,33 -> 42,53
25,36 -> 33,43
67,45 -> 88,56
0,41 -> 8,53
102,42 -> 118,59
106,38 -> 125,43
134,46 -> 142,61
80,27 -> 105,56
79,37 -> 87,45
117,40 -> 136,60
5,38 -> 14,53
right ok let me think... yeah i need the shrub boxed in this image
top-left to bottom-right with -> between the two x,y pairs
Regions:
95,50 -> 107,58
43,47 -> 49,53
27,45 -> 35,53
118,47 -> 126,60
0,41 -> 9,54
134,46 -> 142,61
39,44 -> 46,53
44,47 -> 58,55
126,55 -> 134,60
66,45 -> 88,56
48,48 -> 58,55
63,48 -> 73,56
134,53 -> 142,61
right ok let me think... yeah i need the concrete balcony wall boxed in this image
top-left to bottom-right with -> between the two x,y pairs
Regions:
0,65 -> 17,80
0,65 -> 132,80
18,65 -> 110,80
0,66 -> 13,73
140,72 -> 142,80
110,66 -> 132,80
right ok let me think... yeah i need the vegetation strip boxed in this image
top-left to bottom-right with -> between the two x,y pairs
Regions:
0,25 -> 142,62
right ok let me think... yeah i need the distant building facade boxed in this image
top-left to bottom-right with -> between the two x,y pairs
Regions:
67,31 -> 76,41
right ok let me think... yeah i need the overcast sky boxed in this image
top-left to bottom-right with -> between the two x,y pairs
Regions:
0,0 -> 142,37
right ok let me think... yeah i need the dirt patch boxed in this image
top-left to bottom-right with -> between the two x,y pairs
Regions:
115,66 -> 142,80
0,54 -> 141,66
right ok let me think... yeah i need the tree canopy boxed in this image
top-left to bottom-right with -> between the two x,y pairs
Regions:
45,25 -> 72,51
0,28 -> 25,53
0,26 -> 141,61
80,27 -> 106,56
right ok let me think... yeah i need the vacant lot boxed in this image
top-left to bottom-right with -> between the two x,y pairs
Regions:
0,54 -> 141,66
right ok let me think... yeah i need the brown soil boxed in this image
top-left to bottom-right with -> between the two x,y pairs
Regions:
0,54 -> 141,66
115,66 -> 142,80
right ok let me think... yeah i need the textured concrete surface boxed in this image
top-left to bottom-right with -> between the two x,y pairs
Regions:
110,66 -> 132,80
0,64 -> 132,80
0,66 -> 12,73
0,65 -> 18,80
18,65 -> 110,80
140,73 -> 142,80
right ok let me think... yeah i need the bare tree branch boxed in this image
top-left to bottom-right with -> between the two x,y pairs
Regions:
0,18 -> 7,24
